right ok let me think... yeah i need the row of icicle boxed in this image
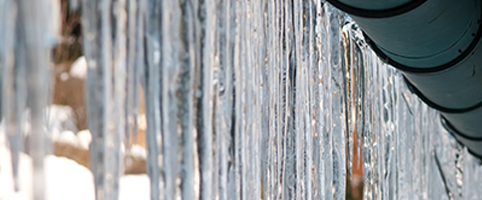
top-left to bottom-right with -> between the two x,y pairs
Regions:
1,0 -> 482,199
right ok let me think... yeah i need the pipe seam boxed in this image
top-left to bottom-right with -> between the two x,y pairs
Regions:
403,77 -> 482,113
441,116 -> 482,161
326,0 -> 426,18
441,116 -> 482,141
364,22 -> 482,74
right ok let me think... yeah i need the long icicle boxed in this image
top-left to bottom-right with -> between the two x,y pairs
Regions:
18,0 -> 53,198
1,0 -> 22,193
82,0 -> 125,198
144,0 -> 162,199
196,0 -> 216,199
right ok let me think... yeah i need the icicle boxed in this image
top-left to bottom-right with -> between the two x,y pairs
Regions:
320,3 -> 334,199
212,0 -> 234,199
328,7 -> 346,199
230,1 -> 243,199
462,146 -> 481,200
362,41 -> 377,200
16,0 -> 54,198
134,0 -> 146,144
196,0 -> 216,199
341,24 -> 353,179
158,0 -> 187,198
312,1 -> 326,199
111,0 -> 128,199
175,0 -> 197,198
394,72 -> 412,199
0,0 -> 21,192
82,0 -> 126,199
143,0 -> 164,199
300,0 -> 315,199
134,0 -> 146,145
245,1 -> 263,198
280,0 -> 297,198
126,0 -> 138,146
80,0 -> 105,198
143,0 -> 162,199
347,22 -> 367,175
261,0 -> 275,198
292,0 -> 314,198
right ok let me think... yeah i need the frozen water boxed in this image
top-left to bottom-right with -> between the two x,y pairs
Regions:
1,1 -> 482,200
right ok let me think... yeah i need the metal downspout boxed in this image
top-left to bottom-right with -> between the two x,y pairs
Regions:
327,0 -> 482,157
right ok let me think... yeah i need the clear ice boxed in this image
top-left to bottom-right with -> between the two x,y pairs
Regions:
0,1 -> 481,200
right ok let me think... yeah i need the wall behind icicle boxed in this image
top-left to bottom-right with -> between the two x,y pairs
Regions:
1,0 -> 482,199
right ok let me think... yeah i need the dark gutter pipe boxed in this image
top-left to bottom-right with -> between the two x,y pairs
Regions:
327,0 -> 482,157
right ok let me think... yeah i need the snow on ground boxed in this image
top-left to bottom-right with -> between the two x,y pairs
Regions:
0,145 -> 149,200
70,56 -> 87,79
119,175 -> 150,200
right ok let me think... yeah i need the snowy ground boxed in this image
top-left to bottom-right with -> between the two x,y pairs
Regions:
0,146 -> 149,200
